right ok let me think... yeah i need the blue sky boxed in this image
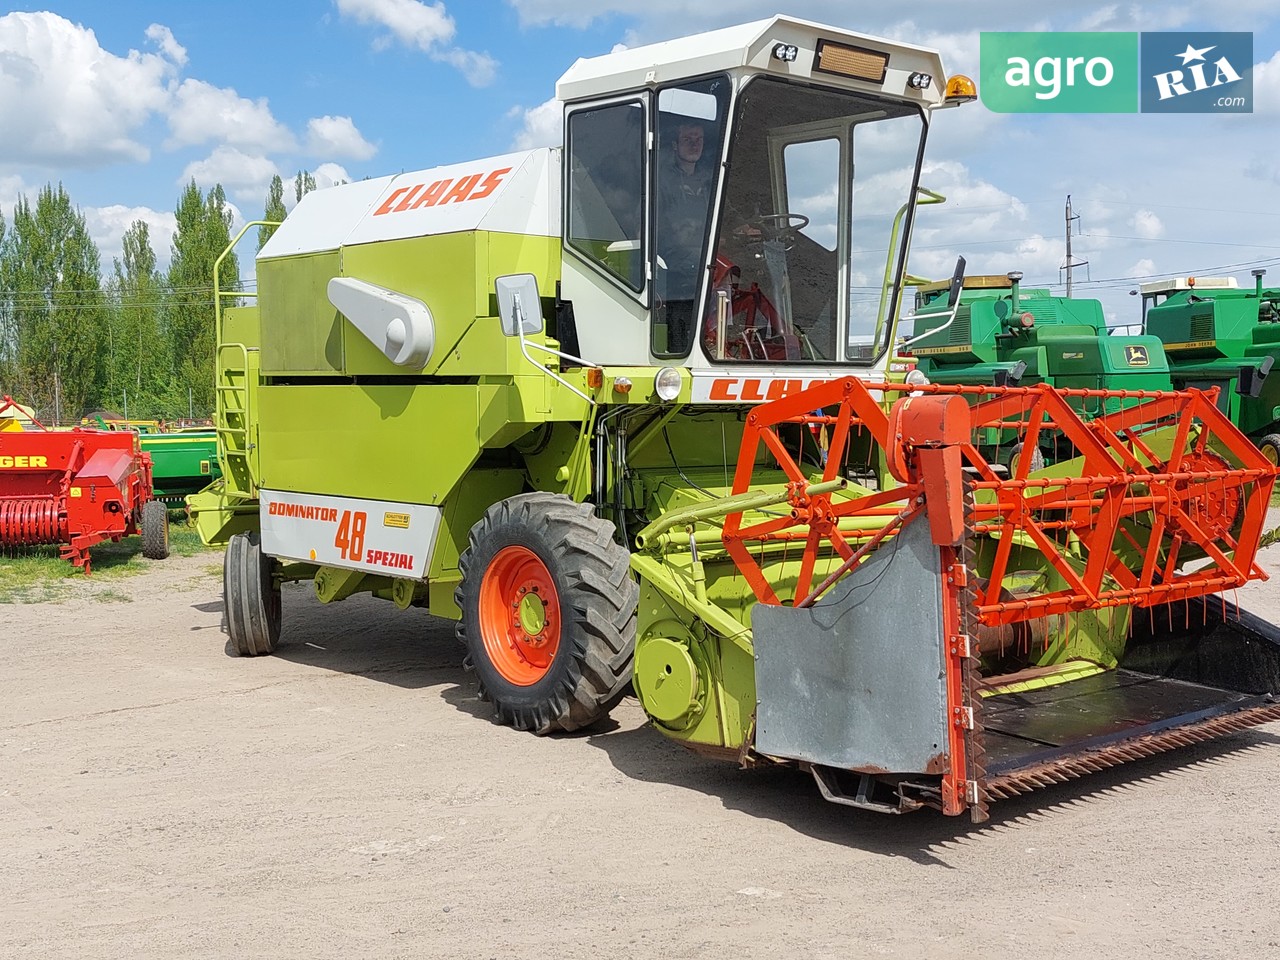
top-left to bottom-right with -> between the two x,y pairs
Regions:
2,1 -> 1278,325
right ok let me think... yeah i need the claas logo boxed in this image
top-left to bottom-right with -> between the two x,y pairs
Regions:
373,167 -> 512,216
1125,345 -> 1150,366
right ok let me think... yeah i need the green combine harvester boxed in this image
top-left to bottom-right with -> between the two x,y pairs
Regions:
191,17 -> 1280,821
902,272 -> 1172,468
1140,272 -> 1280,462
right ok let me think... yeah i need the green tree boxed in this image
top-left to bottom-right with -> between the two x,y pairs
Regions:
294,169 -> 317,204
258,174 -> 286,251
0,208 -> 10,392
0,184 -> 106,422
104,219 -> 168,416
166,180 -> 237,416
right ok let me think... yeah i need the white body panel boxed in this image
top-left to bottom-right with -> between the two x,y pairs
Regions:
688,367 -> 884,403
257,150 -> 559,262
257,175 -> 395,259
326,277 -> 435,366
560,254 -> 651,364
259,489 -> 442,580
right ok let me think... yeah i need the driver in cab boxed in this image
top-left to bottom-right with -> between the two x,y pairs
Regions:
656,121 -> 714,348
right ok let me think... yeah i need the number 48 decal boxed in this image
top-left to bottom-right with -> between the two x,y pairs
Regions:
334,510 -> 367,561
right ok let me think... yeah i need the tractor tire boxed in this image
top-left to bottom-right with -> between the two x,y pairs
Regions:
1258,434 -> 1280,466
456,493 -> 637,735
1009,442 -> 1045,475
140,499 -> 170,560
224,531 -> 282,657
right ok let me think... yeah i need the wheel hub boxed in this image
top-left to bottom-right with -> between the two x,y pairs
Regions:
516,588 -> 549,641
478,545 -> 562,686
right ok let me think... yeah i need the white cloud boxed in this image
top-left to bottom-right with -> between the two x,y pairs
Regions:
167,79 -> 296,151
0,173 -> 34,214
305,116 -> 377,160
1126,257 -> 1158,278
1130,209 -> 1164,239
83,204 -> 178,270
336,0 -> 497,86
280,164 -> 354,213
0,12 -> 179,167
509,98 -> 562,149
1256,49 -> 1280,115
144,23 -> 187,67
314,163 -> 352,189
180,146 -> 280,203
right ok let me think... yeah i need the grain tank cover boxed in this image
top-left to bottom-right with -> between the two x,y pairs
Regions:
257,149 -> 558,261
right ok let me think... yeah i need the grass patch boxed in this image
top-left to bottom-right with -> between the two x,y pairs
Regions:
0,508 -> 217,604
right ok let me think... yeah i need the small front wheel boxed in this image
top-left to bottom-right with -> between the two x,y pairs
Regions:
224,531 -> 281,656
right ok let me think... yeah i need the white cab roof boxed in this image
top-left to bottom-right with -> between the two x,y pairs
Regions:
557,15 -> 947,107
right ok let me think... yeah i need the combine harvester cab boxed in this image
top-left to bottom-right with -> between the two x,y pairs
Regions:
1141,273 -> 1280,462
0,397 -> 170,572
192,17 -> 1280,819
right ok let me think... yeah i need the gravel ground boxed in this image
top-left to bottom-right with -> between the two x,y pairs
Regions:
3,530 -> 1280,960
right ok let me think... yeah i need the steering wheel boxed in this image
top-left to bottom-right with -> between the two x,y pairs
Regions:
744,212 -> 810,244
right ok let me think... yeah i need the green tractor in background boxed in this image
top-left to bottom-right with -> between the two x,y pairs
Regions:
901,271 -> 1172,469
1139,271 -> 1280,462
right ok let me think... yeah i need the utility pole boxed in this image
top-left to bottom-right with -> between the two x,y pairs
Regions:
1061,194 -> 1088,298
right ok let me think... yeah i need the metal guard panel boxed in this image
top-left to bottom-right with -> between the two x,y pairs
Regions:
751,519 -> 949,774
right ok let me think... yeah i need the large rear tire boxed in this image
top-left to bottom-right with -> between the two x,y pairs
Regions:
456,493 -> 637,734
224,531 -> 281,656
140,499 -> 170,560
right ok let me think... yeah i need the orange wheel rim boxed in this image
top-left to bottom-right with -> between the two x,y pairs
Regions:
478,545 -> 561,686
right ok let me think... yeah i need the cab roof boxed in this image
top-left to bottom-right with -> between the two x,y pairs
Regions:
555,15 -> 947,108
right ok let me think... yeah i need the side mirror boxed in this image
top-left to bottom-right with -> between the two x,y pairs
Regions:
1237,356 -> 1274,398
496,274 -> 544,337
993,360 -> 1028,387
946,256 -> 967,309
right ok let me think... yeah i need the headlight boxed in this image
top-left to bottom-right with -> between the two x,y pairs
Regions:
654,366 -> 683,402
904,369 -> 930,387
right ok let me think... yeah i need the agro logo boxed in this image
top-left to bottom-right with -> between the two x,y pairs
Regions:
1152,43 -> 1242,101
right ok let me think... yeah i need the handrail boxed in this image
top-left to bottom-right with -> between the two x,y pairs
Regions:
877,187 -> 946,348
213,220 -> 280,344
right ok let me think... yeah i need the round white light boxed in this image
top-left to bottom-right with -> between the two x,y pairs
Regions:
654,367 -> 683,402
905,369 -> 930,387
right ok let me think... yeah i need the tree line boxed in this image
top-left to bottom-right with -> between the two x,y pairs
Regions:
0,172 -> 317,425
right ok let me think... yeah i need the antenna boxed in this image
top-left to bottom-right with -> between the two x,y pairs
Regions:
1061,194 -> 1089,298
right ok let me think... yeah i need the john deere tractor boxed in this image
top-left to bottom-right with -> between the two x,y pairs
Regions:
192,17 -> 1280,821
1140,272 -> 1280,461
903,272 -> 1173,468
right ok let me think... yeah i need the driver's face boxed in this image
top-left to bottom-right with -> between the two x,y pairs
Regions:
676,127 -> 704,164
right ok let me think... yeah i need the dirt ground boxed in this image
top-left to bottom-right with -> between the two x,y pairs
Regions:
3,541 -> 1280,960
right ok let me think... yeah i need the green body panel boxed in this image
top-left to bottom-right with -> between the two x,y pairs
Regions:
258,252 -> 345,373
1146,285 -> 1280,439
908,286 -> 1174,457
141,432 -> 220,499
912,287 -> 1170,389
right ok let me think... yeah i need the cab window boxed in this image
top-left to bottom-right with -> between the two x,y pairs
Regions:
566,100 -> 646,293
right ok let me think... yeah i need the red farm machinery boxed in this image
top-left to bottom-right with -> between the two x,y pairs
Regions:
0,396 -> 170,573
